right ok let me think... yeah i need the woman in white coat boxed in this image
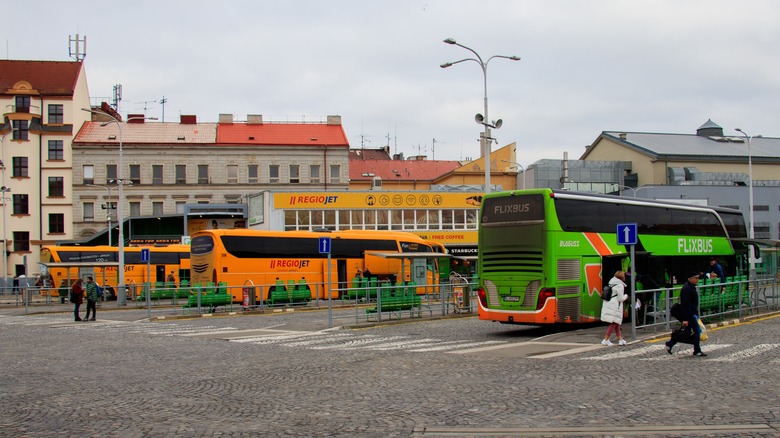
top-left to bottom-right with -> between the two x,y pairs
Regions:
600,270 -> 629,346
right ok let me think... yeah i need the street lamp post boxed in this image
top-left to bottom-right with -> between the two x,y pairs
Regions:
735,128 -> 756,280
500,159 -> 526,190
87,183 -> 116,247
81,109 -> 155,305
441,38 -> 520,194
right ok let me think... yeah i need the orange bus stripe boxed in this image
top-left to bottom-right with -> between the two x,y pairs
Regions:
584,232 -> 613,256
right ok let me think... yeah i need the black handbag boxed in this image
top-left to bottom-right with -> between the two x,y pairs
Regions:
671,326 -> 697,345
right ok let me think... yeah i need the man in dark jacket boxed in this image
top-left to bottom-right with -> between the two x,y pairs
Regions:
665,271 -> 707,356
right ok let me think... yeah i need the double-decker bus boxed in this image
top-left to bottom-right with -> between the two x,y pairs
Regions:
190,229 -> 442,302
40,244 -> 191,299
476,189 -> 750,325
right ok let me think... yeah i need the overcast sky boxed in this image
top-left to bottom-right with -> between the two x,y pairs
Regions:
4,1 -> 779,166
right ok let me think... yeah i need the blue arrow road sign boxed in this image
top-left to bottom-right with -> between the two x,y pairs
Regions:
141,248 -> 150,262
617,223 -> 638,245
318,236 -> 331,254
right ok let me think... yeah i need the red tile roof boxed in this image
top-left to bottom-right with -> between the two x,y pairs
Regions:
0,60 -> 83,96
74,121 -> 217,144
349,158 -> 461,181
217,123 -> 349,146
350,148 -> 392,160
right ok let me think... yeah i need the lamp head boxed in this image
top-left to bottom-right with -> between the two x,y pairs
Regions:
509,56 -> 521,61
440,62 -> 452,68
494,119 -> 503,129
443,38 -> 456,45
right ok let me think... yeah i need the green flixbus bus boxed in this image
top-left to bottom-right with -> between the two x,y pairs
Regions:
476,189 -> 750,325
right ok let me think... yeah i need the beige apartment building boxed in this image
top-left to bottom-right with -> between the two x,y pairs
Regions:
71,113 -> 350,240
0,60 -> 91,283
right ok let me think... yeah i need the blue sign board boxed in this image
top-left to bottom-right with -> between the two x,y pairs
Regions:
141,248 -> 150,263
617,223 -> 638,246
318,237 -> 332,254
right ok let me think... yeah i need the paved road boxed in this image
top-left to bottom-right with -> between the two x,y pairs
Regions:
1,306 -> 779,437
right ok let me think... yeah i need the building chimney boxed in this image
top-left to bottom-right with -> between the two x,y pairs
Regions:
327,115 -> 342,125
247,114 -> 263,124
218,114 -> 234,124
180,115 -> 197,124
127,113 -> 145,124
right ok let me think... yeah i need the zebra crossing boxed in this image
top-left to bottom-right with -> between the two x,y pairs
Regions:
581,342 -> 780,363
229,331 -> 509,353
3,314 -> 779,361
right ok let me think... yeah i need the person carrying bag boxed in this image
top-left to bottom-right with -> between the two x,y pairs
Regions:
665,271 -> 707,356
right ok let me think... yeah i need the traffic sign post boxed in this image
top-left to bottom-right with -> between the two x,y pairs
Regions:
617,223 -> 638,339
319,237 -> 333,327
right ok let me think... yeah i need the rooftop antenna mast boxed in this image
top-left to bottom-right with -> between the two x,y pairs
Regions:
159,96 -> 167,123
68,34 -> 87,61
112,84 -> 122,112
394,125 -> 398,157
432,138 -> 443,160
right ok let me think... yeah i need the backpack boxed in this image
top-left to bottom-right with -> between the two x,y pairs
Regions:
96,285 -> 103,299
600,284 -> 614,301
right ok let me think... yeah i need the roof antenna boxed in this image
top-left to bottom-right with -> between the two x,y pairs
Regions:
159,96 -> 167,123
68,34 -> 87,61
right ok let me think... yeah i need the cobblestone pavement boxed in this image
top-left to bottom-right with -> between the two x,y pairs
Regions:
1,305 -> 779,437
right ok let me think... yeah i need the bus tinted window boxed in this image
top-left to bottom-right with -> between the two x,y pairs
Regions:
221,236 -> 400,259
555,199 -> 727,237
717,211 -> 748,238
124,252 -> 183,264
481,194 -> 544,224
58,251 -> 115,263
191,235 -> 215,256
400,241 -> 432,252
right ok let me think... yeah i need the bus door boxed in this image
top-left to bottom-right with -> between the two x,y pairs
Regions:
337,259 -> 348,296
155,265 -> 166,283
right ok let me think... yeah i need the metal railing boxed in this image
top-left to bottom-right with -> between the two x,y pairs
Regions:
636,277 -> 779,333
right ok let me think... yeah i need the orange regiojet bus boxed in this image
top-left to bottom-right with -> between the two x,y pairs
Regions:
40,244 -> 191,299
189,229 -> 442,302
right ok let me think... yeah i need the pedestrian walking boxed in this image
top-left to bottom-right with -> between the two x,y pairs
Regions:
84,276 -> 98,321
71,279 -> 84,321
600,271 -> 629,346
666,271 -> 707,357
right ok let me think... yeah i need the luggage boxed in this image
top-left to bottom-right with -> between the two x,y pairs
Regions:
671,326 -> 697,345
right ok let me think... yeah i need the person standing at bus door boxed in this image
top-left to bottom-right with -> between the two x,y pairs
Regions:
71,279 -> 85,321
166,270 -> 177,287
600,271 -> 629,346
84,276 -> 98,321
707,257 -> 726,284
665,271 -> 707,356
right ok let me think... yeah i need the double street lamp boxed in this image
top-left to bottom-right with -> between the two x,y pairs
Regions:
81,109 -> 155,305
441,38 -> 520,194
